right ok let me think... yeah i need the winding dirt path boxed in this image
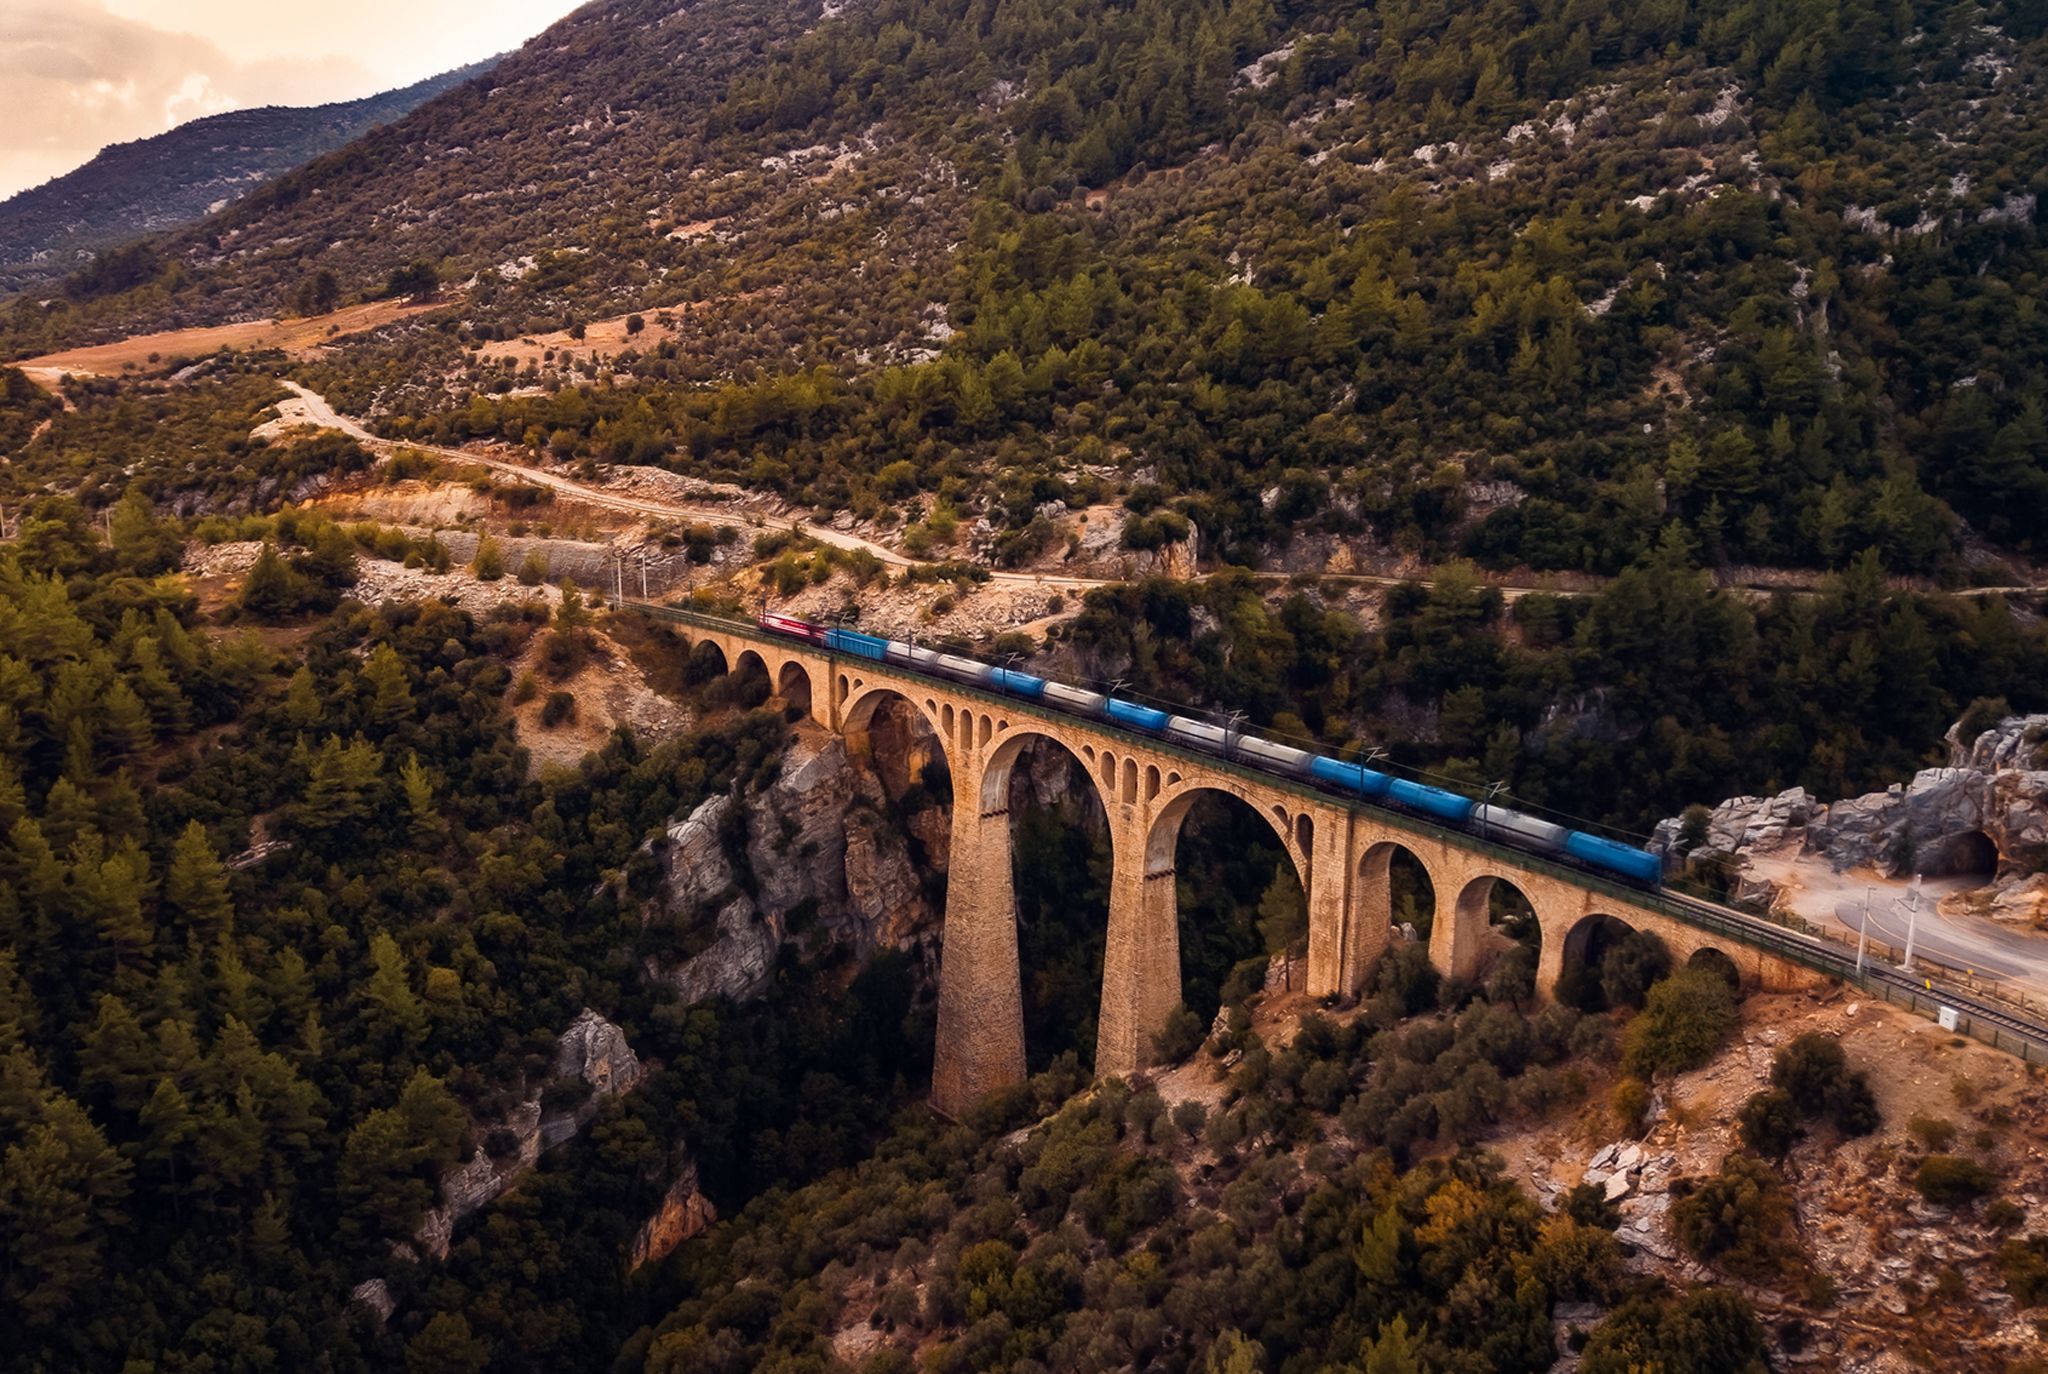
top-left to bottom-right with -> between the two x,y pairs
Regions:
277,383 -> 1112,591
275,383 -> 2048,605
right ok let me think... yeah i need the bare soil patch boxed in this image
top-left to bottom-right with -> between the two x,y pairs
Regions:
16,298 -> 442,382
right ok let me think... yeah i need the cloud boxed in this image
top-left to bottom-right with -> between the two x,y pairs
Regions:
0,0 -> 377,200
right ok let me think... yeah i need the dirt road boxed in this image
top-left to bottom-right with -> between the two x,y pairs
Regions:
273,384 -> 2048,607
276,383 -> 1113,591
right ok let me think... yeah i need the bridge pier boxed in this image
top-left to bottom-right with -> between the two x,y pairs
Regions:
931,799 -> 1027,1117
1095,816 -> 1183,1081
642,612 -> 1828,1116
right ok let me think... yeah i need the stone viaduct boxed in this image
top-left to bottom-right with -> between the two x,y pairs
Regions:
638,608 -> 1819,1118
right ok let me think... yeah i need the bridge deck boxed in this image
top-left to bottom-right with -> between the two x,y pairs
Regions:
623,599 -> 2048,1064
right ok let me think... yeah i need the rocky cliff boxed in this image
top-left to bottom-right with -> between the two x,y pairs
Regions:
413,1009 -> 648,1261
1658,714 -> 2048,926
643,724 -> 947,1005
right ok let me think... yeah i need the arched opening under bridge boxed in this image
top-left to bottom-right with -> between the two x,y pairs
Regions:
981,731 -> 1113,1072
1141,786 -> 1311,1041
775,659 -> 814,718
1557,913 -> 1670,1012
1445,874 -> 1542,1003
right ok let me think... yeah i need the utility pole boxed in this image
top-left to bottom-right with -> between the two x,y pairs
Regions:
1856,885 -> 1871,975
638,552 -> 649,599
614,553 -> 625,607
1482,780 -> 1507,838
1902,874 -> 1923,973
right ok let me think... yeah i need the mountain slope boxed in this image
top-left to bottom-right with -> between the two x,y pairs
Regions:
0,61 -> 494,297
6,0 -> 2048,586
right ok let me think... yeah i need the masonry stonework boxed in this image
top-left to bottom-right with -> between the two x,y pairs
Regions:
663,624 -> 1821,1119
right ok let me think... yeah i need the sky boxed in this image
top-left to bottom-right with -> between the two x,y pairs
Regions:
0,0 -> 584,200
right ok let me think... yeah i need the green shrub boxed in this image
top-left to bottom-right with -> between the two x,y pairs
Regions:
1907,1113 -> 1958,1151
1621,966 -> 1737,1077
1672,1153 -> 1801,1282
1771,1033 -> 1849,1112
1599,930 -> 1672,1010
1769,1032 -> 1882,1135
1562,1181 -> 1621,1230
1737,1089 -> 1801,1159
540,691 -> 577,727
1912,1154 -> 1996,1206
1611,1076 -> 1650,1136
1151,1003 -> 1206,1065
472,534 -> 506,581
1579,1288 -> 1768,1374
1998,1235 -> 2048,1307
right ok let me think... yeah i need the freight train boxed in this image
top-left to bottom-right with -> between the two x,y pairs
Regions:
759,613 -> 1664,887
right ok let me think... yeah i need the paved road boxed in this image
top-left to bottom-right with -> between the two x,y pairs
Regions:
1828,887 -> 2048,1001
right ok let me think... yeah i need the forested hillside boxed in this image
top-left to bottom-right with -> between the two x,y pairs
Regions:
0,63 -> 494,298
6,0 -> 2048,583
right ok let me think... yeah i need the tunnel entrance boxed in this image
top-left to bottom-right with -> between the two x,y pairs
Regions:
1917,830 -> 1999,881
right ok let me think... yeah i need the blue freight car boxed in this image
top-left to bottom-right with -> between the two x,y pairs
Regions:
1104,698 -> 1171,732
988,667 -> 1048,698
1307,755 -> 1394,799
1563,831 -> 1663,884
1387,777 -> 1477,824
822,627 -> 891,661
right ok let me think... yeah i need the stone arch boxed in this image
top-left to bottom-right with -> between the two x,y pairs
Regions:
1555,912 -> 1666,1011
680,633 -> 731,687
978,729 -> 1117,1072
1351,839 -> 1439,960
774,658 -> 814,714
978,728 -> 1114,820
1687,945 -> 1742,993
1101,781 -> 1314,1075
1146,782 -> 1309,887
842,684 -> 951,802
1434,873 -> 1541,993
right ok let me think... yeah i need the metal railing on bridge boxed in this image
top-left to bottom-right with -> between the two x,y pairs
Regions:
616,597 -> 2048,1064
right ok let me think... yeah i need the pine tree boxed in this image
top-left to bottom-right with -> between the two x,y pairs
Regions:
363,931 -> 427,1051
163,820 -> 233,944
79,994 -> 155,1120
400,752 -> 444,845
283,664 -> 323,728
99,679 -> 154,759
137,1076 -> 196,1202
363,644 -> 414,730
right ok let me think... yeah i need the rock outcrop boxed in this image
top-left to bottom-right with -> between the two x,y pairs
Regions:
643,727 -> 945,1005
1657,713 -> 2048,925
413,1009 -> 646,1260
629,1153 -> 717,1272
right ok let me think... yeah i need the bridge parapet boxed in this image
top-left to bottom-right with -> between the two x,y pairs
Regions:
623,602 -> 2048,1112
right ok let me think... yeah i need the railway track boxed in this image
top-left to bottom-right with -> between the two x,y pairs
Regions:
623,599 -> 2048,1063
1659,890 -> 2048,1060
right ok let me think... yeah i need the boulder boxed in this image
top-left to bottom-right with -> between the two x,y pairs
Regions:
1662,712 -> 2048,916
350,1278 -> 396,1324
645,726 -> 946,1008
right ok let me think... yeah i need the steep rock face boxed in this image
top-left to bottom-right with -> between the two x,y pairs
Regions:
1657,714 -> 2048,923
644,726 -> 945,1004
413,1009 -> 645,1260
629,1153 -> 717,1272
